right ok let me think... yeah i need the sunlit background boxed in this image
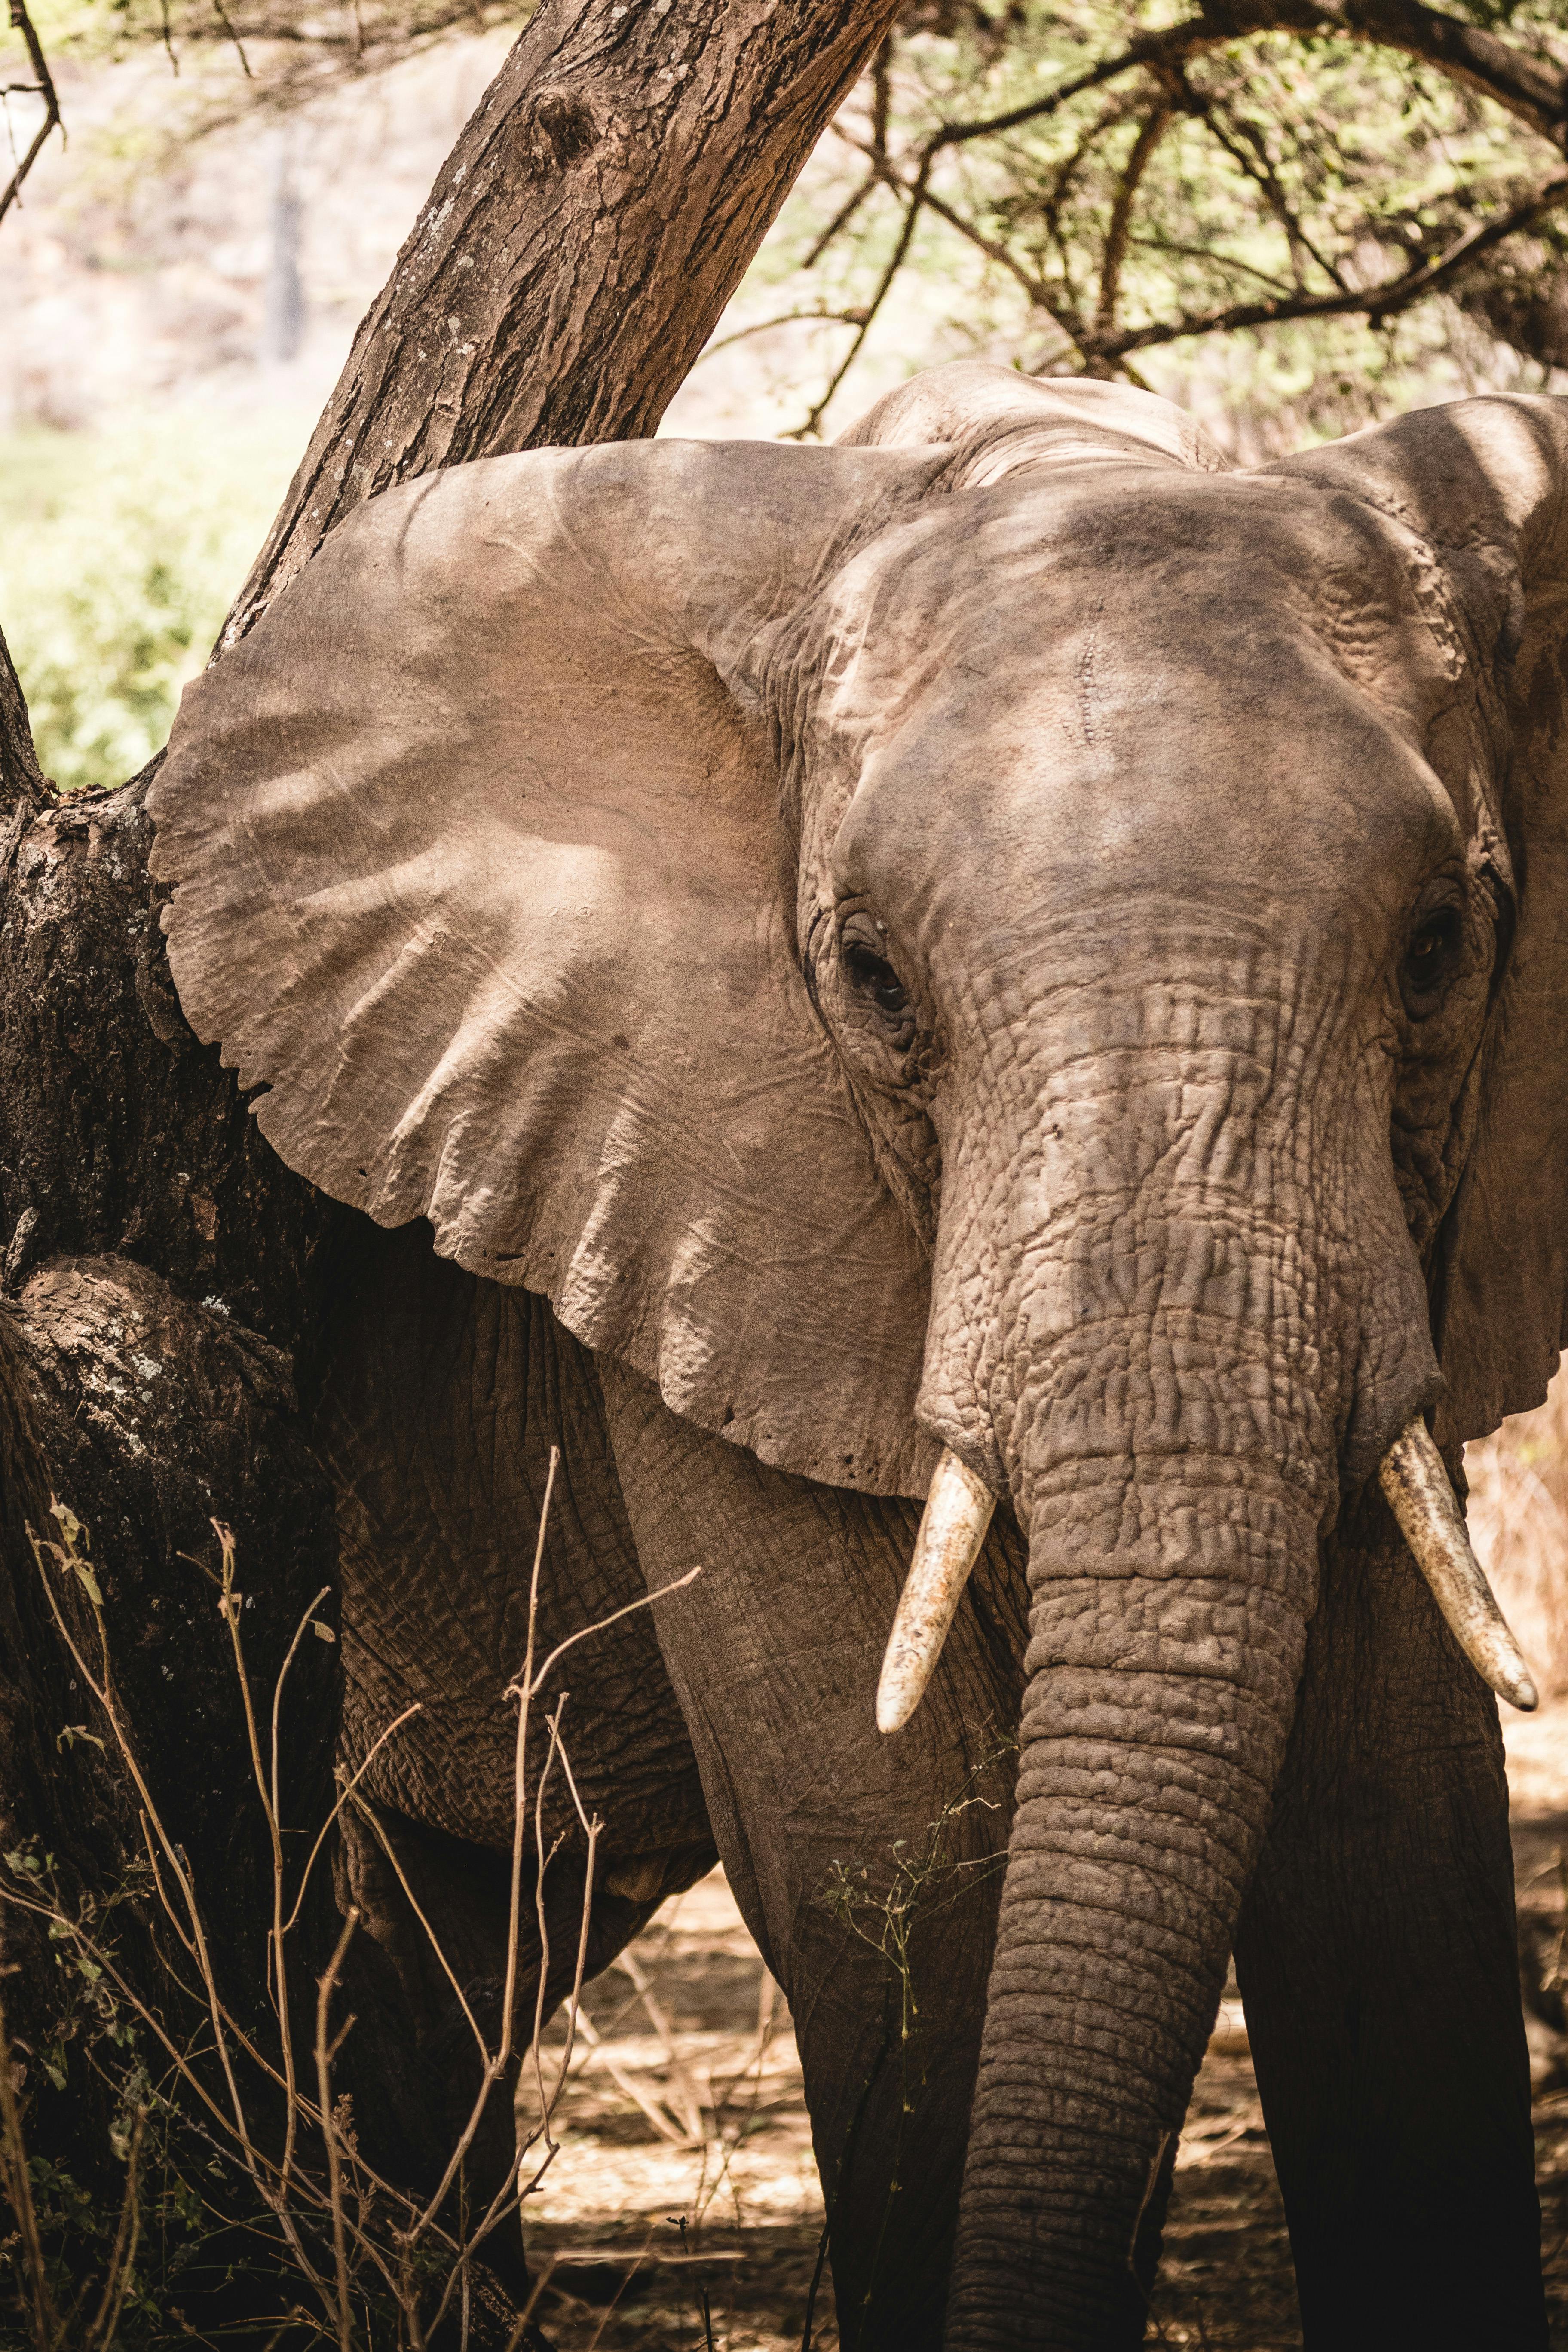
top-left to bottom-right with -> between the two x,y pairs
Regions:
4,2 -> 1567,789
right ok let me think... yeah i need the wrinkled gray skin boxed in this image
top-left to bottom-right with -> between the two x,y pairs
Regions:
147,368 -> 1568,2347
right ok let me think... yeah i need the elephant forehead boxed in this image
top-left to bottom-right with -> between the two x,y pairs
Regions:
814,465 -> 1455,735
809,470 -> 1476,922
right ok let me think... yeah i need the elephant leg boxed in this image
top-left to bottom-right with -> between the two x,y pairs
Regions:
1232,1489 -> 1546,2349
310,1226 -> 718,2295
598,1362 -> 1027,2352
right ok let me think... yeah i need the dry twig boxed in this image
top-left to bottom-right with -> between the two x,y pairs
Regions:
3,1470 -> 703,2341
0,0 -> 61,230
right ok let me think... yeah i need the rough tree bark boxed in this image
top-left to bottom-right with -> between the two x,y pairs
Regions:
0,0 -> 903,2294
227,0 -> 903,640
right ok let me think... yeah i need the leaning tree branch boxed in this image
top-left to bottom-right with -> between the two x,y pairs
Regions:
1096,98 -> 1175,339
0,0 -> 934,2241
1084,165 -> 1568,362
222,0 -> 910,645
0,0 -> 62,230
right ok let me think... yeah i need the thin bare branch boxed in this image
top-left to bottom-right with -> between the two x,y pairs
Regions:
1087,165 -> 1568,360
207,0 -> 254,75
315,1908 -> 361,2352
347,1790 -> 489,2061
926,18 -> 1228,154
787,153 -> 935,438
522,1561 -> 707,1702
1096,99 -> 1175,337
0,1981 -> 56,2349
527,1706 -> 567,2155
802,167 -> 881,268
0,0 -> 62,230
698,307 -> 870,364
281,1703 -> 424,1936
1127,230 -> 1296,298
81,2109 -> 144,2352
916,178 -> 1054,311
266,1577 -> 334,2201
499,1447 -> 560,2072
1198,94 -> 1351,291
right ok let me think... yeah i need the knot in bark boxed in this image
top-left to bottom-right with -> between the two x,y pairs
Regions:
523,86 -> 597,177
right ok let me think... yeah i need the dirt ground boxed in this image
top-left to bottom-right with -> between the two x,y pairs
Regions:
520,1701 -> 1568,2351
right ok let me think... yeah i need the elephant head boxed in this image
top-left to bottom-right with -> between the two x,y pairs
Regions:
147,364 -> 1568,2344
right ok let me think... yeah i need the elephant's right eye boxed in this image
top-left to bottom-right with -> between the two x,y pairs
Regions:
844,942 -> 910,1017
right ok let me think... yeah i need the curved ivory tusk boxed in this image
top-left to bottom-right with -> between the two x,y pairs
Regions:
1378,1416 -> 1538,1713
877,1449 -> 997,1735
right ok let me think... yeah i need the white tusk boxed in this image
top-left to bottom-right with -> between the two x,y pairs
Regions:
877,1449 -> 997,1735
1378,1415 -> 1538,1714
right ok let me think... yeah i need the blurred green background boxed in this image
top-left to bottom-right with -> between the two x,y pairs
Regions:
0,412 -> 309,791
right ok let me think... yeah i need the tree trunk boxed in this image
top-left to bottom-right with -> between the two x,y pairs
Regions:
226,0 -> 900,643
0,0 -> 901,2300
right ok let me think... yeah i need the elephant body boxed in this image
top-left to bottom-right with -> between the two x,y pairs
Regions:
312,1210 -> 1027,2335
305,1213 -> 1540,2348
147,365 -> 1568,2345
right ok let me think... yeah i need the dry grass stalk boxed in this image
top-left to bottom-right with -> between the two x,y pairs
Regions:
0,1454 -> 705,2343
0,1983 -> 57,2350
315,1908 -> 360,2349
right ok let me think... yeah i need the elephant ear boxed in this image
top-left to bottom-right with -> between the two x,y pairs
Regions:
148,437 -> 952,1498
1262,396 -> 1568,1444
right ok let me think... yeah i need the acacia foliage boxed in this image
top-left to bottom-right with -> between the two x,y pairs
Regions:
715,0 -> 1568,438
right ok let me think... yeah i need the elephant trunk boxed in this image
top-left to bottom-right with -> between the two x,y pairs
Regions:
910,922 -> 1463,2345
927,1105 -> 1361,2338
945,1406 -> 1316,2349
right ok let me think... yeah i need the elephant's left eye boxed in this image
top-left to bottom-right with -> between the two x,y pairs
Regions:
1402,904 -> 1464,1011
844,942 -> 910,1017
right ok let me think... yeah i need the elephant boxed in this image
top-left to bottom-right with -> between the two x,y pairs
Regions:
140,359 -> 1568,2348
